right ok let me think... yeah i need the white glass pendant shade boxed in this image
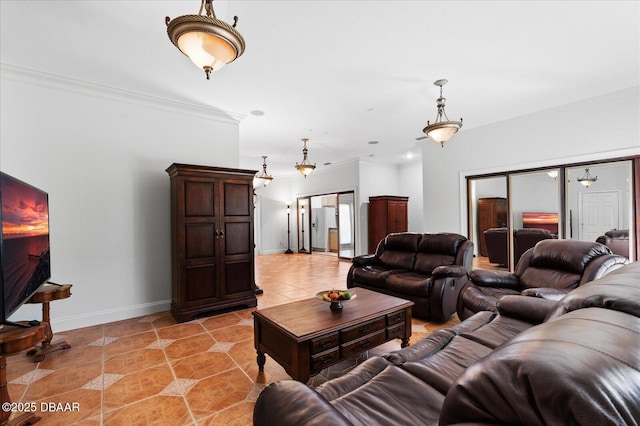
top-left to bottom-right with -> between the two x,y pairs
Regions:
425,123 -> 460,144
177,31 -> 236,72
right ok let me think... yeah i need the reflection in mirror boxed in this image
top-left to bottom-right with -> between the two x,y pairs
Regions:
297,197 -> 311,253
338,192 -> 355,259
310,194 -> 338,256
566,161 -> 632,259
509,169 -> 561,266
469,176 -> 508,269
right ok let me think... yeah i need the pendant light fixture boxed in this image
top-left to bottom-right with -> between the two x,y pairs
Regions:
253,156 -> 273,188
166,0 -> 246,80
423,79 -> 463,147
295,138 -> 316,177
577,168 -> 598,188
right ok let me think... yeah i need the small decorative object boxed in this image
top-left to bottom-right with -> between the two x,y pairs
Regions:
316,290 -> 356,311
422,79 -> 463,147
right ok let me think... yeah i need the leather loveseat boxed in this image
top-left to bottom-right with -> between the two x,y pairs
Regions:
254,261 -> 640,426
346,232 -> 473,321
457,239 -> 627,320
596,229 -> 630,258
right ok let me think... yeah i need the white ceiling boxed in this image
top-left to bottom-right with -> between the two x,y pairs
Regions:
1,1 -> 638,177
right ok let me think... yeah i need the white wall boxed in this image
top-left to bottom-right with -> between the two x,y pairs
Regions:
421,87 -> 640,234
397,160 -> 424,233
0,66 -> 241,331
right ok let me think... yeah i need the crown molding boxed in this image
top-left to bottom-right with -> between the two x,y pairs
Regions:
0,63 -> 245,124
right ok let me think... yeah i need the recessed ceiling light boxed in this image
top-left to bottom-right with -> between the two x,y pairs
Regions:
250,110 -> 265,116
368,141 -> 379,145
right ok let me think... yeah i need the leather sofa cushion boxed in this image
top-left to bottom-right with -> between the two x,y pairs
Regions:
519,267 -> 580,290
460,316 -> 532,349
400,336 -> 494,395
385,272 -> 433,297
440,308 -> 640,426
378,233 -> 420,270
315,356 -> 392,401
546,261 -> 640,321
413,233 -> 465,274
414,253 -> 455,275
351,265 -> 400,288
460,286 -> 520,313
329,365 -> 445,426
527,239 -> 611,274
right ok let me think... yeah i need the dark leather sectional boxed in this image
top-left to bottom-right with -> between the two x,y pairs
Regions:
254,261 -> 640,426
346,233 -> 473,321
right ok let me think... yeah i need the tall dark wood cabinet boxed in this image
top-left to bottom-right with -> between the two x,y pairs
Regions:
166,164 -> 257,323
477,197 -> 508,256
368,196 -> 409,253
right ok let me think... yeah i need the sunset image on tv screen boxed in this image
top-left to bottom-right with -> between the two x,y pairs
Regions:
1,175 -> 49,239
1,173 -> 51,320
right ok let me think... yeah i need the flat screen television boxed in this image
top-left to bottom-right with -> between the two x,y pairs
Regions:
522,212 -> 559,235
0,172 -> 51,324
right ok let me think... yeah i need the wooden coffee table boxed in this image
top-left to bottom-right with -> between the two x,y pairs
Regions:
253,288 -> 413,382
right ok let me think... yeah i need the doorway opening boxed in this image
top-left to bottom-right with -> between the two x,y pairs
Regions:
297,191 -> 356,260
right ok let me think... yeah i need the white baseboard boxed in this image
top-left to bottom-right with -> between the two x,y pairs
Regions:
49,300 -> 171,332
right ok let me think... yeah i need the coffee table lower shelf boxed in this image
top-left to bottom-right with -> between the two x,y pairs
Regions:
253,289 -> 413,383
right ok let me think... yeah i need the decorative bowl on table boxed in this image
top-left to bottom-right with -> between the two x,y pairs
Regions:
316,290 -> 356,311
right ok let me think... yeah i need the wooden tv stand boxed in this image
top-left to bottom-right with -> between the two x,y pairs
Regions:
0,323 -> 44,425
26,284 -> 72,362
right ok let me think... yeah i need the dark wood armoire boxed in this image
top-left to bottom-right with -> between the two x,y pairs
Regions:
368,196 -> 409,253
477,197 -> 508,257
166,163 -> 257,322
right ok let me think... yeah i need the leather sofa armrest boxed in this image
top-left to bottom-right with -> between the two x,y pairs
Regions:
469,269 -> 519,290
254,381 -> 352,426
351,254 -> 378,267
432,265 -> 467,278
497,295 -> 558,324
521,287 -> 570,301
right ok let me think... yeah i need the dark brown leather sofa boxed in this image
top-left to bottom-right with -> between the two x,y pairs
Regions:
254,262 -> 640,426
596,229 -> 630,258
346,232 -> 473,321
483,227 -> 556,267
457,239 -> 627,320
483,227 -> 507,266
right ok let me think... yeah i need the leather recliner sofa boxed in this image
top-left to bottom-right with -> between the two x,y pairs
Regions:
596,229 -> 630,258
346,232 -> 473,321
253,262 -> 640,426
457,239 -> 627,320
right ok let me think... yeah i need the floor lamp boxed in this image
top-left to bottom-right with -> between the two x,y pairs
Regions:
300,205 -> 307,253
285,203 -> 293,254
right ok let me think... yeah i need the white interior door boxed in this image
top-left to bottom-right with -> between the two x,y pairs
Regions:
578,191 -> 620,241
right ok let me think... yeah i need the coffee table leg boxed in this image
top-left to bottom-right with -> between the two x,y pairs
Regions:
401,337 -> 410,348
257,351 -> 266,371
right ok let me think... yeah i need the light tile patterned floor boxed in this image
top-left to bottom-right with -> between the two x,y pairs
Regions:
7,253 -> 464,425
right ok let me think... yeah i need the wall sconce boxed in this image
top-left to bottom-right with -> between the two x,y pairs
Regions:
577,168 -> 598,188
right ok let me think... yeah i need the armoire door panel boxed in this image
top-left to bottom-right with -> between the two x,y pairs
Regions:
185,264 -> 218,302
224,260 -> 253,295
223,182 -> 251,216
224,222 -> 251,255
185,223 -> 216,258
184,180 -> 216,217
